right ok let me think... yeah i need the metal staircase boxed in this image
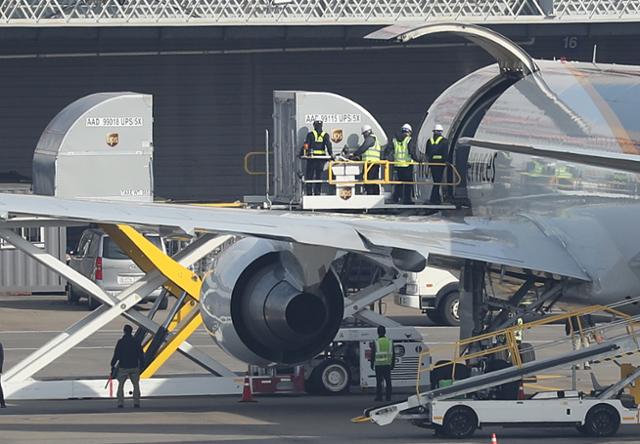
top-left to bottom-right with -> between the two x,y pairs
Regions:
1,0 -> 638,26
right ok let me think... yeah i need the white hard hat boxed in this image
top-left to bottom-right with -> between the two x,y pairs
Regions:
434,124 -> 444,132
401,123 -> 412,133
361,124 -> 372,134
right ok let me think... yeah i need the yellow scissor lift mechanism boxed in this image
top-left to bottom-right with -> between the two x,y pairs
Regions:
415,303 -> 640,401
100,223 -> 211,379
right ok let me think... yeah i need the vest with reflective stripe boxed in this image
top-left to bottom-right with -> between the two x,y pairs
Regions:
374,337 -> 393,366
311,130 -> 327,156
393,136 -> 412,166
429,135 -> 445,161
362,135 -> 381,161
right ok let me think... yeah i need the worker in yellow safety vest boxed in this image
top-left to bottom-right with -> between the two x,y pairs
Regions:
386,123 -> 416,204
300,120 -> 333,196
352,125 -> 382,195
369,325 -> 395,402
425,123 -> 449,204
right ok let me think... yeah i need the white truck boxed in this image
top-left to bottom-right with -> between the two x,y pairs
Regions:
395,267 -> 460,326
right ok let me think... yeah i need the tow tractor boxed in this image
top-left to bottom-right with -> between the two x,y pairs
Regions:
360,303 -> 640,438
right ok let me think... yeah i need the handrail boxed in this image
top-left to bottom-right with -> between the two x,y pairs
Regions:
326,160 -> 462,186
415,302 -> 640,395
243,151 -> 271,176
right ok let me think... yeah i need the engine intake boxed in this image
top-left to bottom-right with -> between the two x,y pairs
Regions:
200,238 -> 344,365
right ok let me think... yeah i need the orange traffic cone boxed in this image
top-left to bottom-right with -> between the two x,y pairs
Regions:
490,432 -> 498,444
239,376 -> 257,403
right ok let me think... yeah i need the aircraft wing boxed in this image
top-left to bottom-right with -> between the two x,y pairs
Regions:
0,193 -> 589,281
461,137 -> 640,174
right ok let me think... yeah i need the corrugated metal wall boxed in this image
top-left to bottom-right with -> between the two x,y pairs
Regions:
0,34 -> 638,203
0,185 -> 66,293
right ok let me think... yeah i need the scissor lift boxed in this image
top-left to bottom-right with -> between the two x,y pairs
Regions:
255,90 -> 459,212
0,222 -> 245,399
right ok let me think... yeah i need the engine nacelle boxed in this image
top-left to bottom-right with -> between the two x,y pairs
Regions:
200,238 -> 344,366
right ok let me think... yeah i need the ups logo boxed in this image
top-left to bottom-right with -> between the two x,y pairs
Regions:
331,129 -> 343,144
106,133 -> 119,147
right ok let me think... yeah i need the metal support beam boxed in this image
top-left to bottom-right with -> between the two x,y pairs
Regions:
355,309 -> 403,328
1,0 -> 638,26
0,229 -> 234,381
343,276 -> 406,318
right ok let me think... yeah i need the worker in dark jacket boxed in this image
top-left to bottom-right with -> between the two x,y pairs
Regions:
369,326 -> 395,402
0,341 -> 6,408
300,120 -> 333,196
425,124 -> 449,204
111,324 -> 144,408
386,123 -> 416,204
352,125 -> 382,195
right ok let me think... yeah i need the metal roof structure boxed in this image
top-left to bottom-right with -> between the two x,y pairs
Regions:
1,0 -> 639,27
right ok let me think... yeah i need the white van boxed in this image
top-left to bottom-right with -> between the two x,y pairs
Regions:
395,267 -> 460,326
67,228 -> 167,310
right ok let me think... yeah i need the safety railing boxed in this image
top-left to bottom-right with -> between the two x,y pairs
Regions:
327,160 -> 462,187
415,302 -> 640,395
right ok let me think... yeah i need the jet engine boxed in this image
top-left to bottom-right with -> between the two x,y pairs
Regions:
200,238 -> 344,365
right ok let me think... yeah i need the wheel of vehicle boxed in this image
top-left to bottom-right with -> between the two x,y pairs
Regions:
88,295 -> 101,310
442,406 -> 477,439
66,285 -> 79,304
425,310 -> 443,325
576,424 -> 588,435
583,404 -> 620,437
437,291 -> 460,326
314,359 -> 350,394
304,373 -> 321,395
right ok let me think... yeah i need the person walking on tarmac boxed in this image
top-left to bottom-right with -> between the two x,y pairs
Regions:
0,341 -> 6,408
300,120 -> 333,196
352,125 -> 382,195
370,326 -> 395,402
425,124 -> 449,204
386,123 -> 416,204
111,324 -> 145,408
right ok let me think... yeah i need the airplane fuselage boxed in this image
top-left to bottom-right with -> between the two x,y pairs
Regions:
424,59 -> 640,312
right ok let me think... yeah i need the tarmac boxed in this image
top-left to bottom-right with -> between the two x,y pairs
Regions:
0,294 -> 639,443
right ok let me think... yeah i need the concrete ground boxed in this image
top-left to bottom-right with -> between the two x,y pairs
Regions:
0,294 -> 639,443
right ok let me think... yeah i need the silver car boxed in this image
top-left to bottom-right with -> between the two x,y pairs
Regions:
66,228 -> 167,309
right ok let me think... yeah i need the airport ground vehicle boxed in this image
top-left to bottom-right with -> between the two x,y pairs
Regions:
302,327 -> 429,394
365,304 -> 640,438
395,268 -> 459,326
67,228 -> 167,310
414,392 -> 638,439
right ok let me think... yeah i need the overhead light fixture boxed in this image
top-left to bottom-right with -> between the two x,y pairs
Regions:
271,0 -> 294,5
